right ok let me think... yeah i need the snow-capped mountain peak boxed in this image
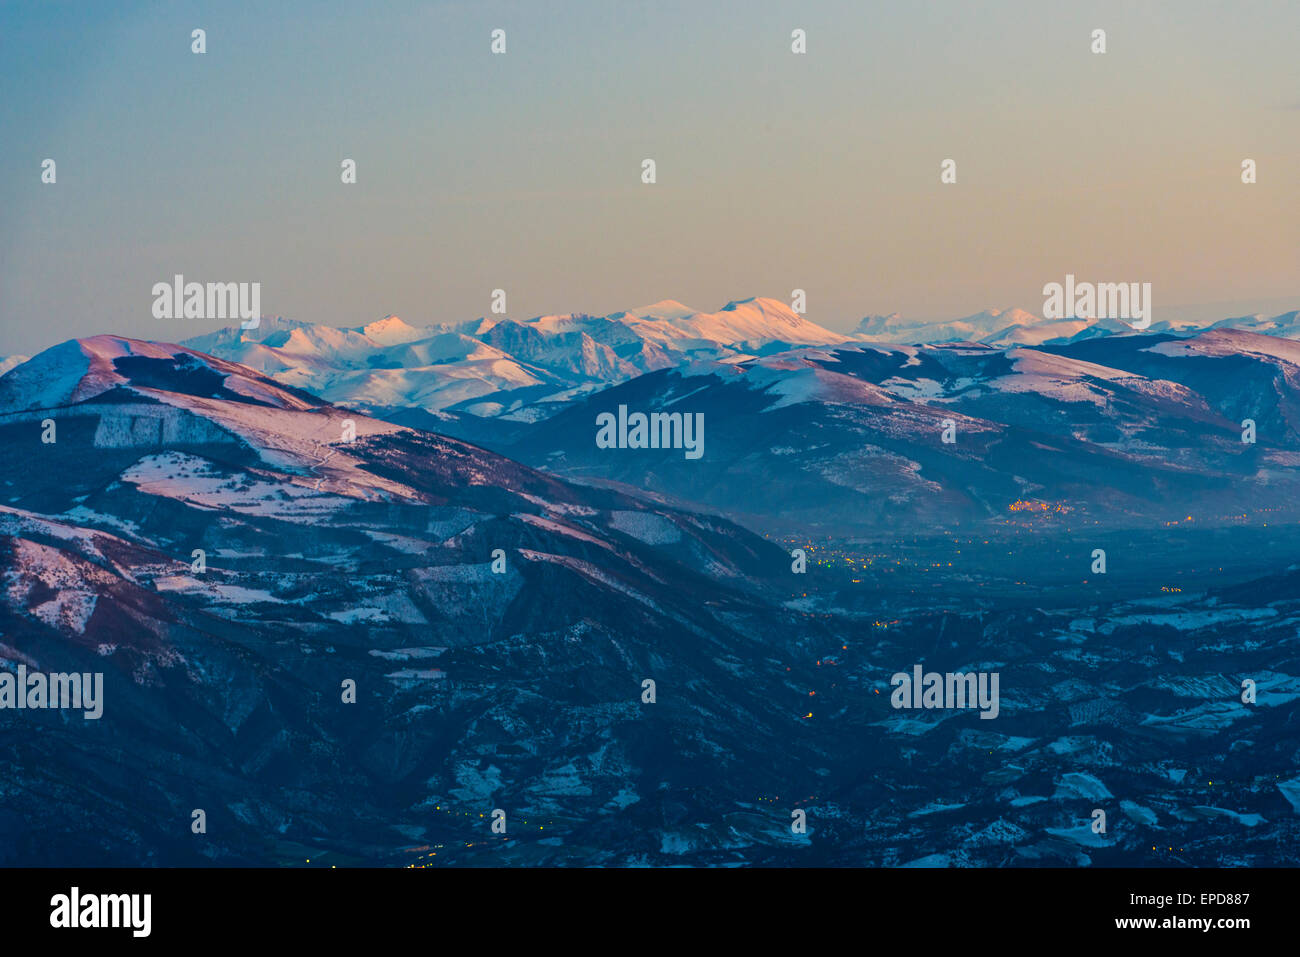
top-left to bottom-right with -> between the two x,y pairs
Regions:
0,296 -> 1254,426
354,315 -> 426,345
851,306 -> 1133,348
654,297 -> 850,347
621,299 -> 699,321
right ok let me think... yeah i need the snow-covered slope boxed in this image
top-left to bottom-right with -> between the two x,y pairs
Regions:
155,300 -> 1299,428
633,297 -> 851,348
0,334 -> 329,414
850,307 -> 1300,348
853,308 -> 1048,345
180,298 -> 851,419
1205,310 -> 1300,338
0,334 -> 412,487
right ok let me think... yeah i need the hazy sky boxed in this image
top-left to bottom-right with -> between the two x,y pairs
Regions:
1,0 -> 1296,355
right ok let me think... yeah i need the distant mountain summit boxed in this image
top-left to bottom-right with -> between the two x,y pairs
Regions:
1206,309 -> 1300,338
173,297 -> 851,420
849,306 -> 1300,349
852,307 -> 1096,346
357,315 -> 427,345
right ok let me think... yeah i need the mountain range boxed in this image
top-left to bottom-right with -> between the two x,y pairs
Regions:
179,297 -> 849,424
6,300 -> 1300,539
1,302 -> 1299,865
172,299 -> 1300,433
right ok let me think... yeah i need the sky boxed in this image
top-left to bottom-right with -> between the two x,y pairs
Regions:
0,0 -> 1296,356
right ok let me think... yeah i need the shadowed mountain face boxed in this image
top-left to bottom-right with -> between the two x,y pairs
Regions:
1,334 -> 1298,866
495,330 -> 1300,536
